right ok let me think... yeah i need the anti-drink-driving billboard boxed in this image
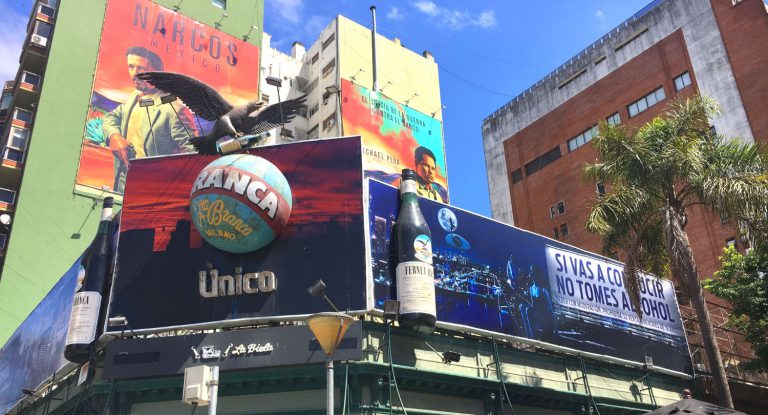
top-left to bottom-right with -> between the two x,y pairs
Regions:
368,180 -> 690,373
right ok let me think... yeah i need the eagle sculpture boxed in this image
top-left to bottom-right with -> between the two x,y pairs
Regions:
136,71 -> 307,155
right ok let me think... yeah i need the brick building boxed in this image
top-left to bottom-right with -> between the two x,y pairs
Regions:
481,0 -> 768,402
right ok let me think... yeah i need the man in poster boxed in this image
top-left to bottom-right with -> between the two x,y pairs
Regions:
413,146 -> 446,202
103,46 -> 196,191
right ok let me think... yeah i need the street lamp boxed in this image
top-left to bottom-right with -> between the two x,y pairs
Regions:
324,84 -> 343,136
307,312 -> 355,415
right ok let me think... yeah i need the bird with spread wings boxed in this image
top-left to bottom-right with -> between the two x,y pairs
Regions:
136,71 -> 307,155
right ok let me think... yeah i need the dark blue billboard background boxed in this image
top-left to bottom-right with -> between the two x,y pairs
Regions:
0,257 -> 81,414
369,180 -> 691,373
108,137 -> 367,331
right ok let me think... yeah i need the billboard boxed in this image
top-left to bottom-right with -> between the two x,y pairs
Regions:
76,0 -> 260,194
0,257 -> 81,415
368,180 -> 690,373
341,79 -> 448,203
107,137 -> 367,332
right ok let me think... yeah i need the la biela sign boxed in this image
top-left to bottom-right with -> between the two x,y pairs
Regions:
102,324 -> 363,379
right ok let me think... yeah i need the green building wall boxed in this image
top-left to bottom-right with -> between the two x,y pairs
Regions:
0,0 -> 264,344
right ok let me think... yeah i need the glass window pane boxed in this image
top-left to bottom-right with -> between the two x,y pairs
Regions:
22,72 -> 41,86
10,129 -> 28,149
568,139 -> 577,152
646,93 -> 657,106
637,98 -> 648,112
14,109 -> 32,123
3,148 -> 24,163
675,77 -> 683,91
0,234 -> 6,249
0,188 -> 15,204
682,72 -> 691,87
628,103 -> 638,117
35,22 -> 52,37
656,88 -> 665,101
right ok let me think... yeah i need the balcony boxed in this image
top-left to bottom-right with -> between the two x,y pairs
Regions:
0,188 -> 16,214
20,20 -> 52,75
13,72 -> 42,110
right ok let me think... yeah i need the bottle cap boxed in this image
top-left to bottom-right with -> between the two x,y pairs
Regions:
103,197 -> 114,208
401,169 -> 417,181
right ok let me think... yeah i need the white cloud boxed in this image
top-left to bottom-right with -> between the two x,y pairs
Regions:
387,6 -> 404,21
596,10 -> 608,29
413,2 -> 496,30
269,0 -> 304,24
0,3 -> 26,82
414,1 -> 439,17
477,10 -> 497,29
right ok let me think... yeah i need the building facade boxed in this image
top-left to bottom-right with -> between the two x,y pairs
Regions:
482,0 -> 768,402
0,0 -> 266,343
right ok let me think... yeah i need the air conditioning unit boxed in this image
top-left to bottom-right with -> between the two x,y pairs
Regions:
183,366 -> 212,406
31,35 -> 48,48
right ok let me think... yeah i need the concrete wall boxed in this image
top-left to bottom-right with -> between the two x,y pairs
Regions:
481,0 -> 752,225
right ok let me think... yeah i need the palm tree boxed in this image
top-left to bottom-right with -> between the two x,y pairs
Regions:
584,96 -> 768,408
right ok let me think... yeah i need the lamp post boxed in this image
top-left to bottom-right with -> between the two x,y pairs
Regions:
324,85 -> 343,136
307,312 -> 354,415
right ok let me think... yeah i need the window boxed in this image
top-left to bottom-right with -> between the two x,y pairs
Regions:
322,113 -> 337,131
0,233 -> 6,250
0,92 -> 12,112
510,169 -> 523,184
606,112 -> 621,125
34,21 -> 52,38
322,59 -> 336,78
9,128 -> 28,150
322,33 -> 336,51
0,188 -> 16,204
21,72 -> 41,87
13,108 -> 33,123
311,53 -> 319,64
674,72 -> 692,91
298,105 -> 308,118
304,78 -> 319,94
557,201 -> 565,215
212,0 -> 226,9
307,125 -> 318,140
552,227 -> 559,240
38,4 -> 56,18
560,223 -> 569,238
3,148 -> 24,163
280,128 -> 294,139
596,181 -> 606,196
524,146 -> 561,176
549,206 -> 557,219
628,87 -> 665,117
308,102 -> 319,118
568,126 -> 598,152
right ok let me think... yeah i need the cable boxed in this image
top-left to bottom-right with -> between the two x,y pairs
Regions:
342,363 -> 349,415
386,322 -> 407,415
578,354 -> 602,415
492,337 -> 517,415
191,402 -> 198,415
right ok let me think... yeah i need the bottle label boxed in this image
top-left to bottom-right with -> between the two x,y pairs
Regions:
396,261 -> 436,316
413,234 -> 433,264
100,207 -> 113,222
401,179 -> 417,194
65,291 -> 102,346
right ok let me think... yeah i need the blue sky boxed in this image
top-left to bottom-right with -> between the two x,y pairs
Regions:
1,0 -> 652,217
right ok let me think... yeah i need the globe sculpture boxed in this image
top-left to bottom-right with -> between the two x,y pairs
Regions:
190,154 -> 292,253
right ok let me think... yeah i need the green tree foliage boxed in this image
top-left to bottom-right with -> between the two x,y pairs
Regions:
584,96 -> 768,408
705,246 -> 768,372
